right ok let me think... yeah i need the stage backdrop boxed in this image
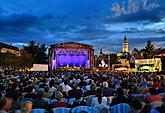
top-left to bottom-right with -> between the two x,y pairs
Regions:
57,54 -> 86,67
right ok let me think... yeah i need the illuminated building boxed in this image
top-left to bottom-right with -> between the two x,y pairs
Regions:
49,42 -> 94,71
135,58 -> 162,72
155,54 -> 165,72
0,42 -> 20,56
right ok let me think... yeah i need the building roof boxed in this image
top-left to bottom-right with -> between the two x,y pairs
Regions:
155,54 -> 165,57
0,42 -> 19,51
50,42 -> 93,48
132,53 -> 143,59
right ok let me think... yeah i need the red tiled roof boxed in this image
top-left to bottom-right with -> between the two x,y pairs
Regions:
133,53 -> 143,59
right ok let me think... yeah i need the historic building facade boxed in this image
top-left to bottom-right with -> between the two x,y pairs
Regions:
0,42 -> 20,56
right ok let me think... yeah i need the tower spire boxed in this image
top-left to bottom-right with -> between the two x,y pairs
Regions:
122,36 -> 129,53
124,36 -> 127,42
100,48 -> 103,55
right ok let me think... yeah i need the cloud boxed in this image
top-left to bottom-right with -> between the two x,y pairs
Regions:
111,0 -> 159,16
109,0 -> 164,23
156,29 -> 165,33
0,1 -> 164,53
108,7 -> 164,23
0,13 -> 38,28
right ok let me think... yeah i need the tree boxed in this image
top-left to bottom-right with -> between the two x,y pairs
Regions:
37,43 -> 48,64
17,50 -> 34,70
110,53 -> 119,67
23,41 -> 48,64
143,40 -> 154,59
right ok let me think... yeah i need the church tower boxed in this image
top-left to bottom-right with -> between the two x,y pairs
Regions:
122,36 -> 129,53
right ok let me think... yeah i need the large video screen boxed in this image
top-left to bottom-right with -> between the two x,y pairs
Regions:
56,54 -> 86,67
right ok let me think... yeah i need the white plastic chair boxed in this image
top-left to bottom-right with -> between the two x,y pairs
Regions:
149,101 -> 163,108
71,106 -> 92,113
31,108 -> 45,113
52,107 -> 71,113
68,98 -> 76,105
49,99 -> 57,104
159,92 -> 165,97
149,109 -> 160,113
92,105 -> 110,113
62,98 -> 68,103
84,95 -> 96,106
14,110 -> 21,113
110,103 -> 131,113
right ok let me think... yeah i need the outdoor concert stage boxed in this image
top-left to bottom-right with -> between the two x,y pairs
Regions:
49,42 -> 94,71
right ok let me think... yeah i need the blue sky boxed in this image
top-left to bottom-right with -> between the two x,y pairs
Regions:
0,0 -> 165,54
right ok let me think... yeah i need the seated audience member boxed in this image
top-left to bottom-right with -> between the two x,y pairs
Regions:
91,89 -> 108,107
129,99 -> 143,113
68,83 -> 82,98
0,85 -> 5,97
147,88 -> 162,103
0,97 -> 12,113
157,80 -> 165,94
43,86 -> 50,98
60,79 -> 72,93
140,104 -> 152,113
51,91 -> 67,108
71,90 -> 86,108
23,84 -> 36,100
10,92 -> 21,111
21,101 -> 33,113
111,87 -> 127,106
129,86 -> 141,95
84,83 -> 97,97
151,77 -> 160,89
39,78 -> 48,88
56,85 -> 68,98
33,91 -> 49,110
102,82 -> 115,97
155,97 -> 165,113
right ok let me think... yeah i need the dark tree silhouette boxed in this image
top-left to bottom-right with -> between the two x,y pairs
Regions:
143,40 -> 154,59
23,41 -> 48,64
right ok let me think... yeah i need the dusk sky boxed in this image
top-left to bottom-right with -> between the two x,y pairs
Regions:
0,0 -> 165,54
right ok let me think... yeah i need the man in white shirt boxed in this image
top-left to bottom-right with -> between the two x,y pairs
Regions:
60,80 -> 72,92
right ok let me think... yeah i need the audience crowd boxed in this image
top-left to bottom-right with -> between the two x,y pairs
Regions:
0,70 -> 165,113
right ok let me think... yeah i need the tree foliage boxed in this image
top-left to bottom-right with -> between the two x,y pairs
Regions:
143,40 -> 155,59
23,41 -> 48,64
110,53 -> 119,66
